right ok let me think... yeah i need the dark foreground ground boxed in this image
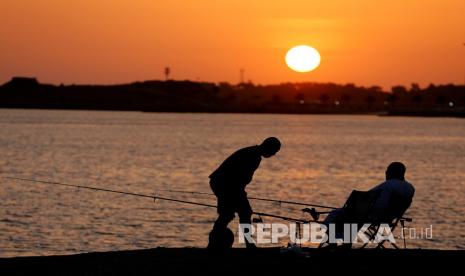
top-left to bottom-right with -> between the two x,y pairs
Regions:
1,248 -> 463,275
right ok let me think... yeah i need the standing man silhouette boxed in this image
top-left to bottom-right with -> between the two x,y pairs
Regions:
208,137 -> 281,249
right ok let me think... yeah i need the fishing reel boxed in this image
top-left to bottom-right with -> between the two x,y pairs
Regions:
400,217 -> 413,227
252,215 -> 264,223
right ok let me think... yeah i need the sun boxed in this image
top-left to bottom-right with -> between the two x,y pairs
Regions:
285,45 -> 321,73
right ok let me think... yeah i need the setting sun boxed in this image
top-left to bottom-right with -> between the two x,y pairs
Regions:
285,45 -> 321,73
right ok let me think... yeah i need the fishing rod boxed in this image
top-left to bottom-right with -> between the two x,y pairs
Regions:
3,176 -> 313,224
158,188 -> 338,210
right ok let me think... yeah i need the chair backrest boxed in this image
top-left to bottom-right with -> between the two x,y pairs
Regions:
383,195 -> 412,223
343,190 -> 381,224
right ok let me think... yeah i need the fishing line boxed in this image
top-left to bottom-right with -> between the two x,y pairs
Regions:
157,188 -> 337,209
3,176 -> 315,223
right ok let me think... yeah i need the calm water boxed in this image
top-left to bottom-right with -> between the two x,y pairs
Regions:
0,109 -> 464,257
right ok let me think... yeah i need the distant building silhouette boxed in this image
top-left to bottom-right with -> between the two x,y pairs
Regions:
4,77 -> 39,88
239,69 -> 245,84
164,67 -> 170,80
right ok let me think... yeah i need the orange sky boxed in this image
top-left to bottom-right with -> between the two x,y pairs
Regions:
1,0 -> 464,89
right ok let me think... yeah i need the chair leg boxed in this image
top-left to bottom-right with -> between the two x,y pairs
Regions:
360,230 -> 376,249
376,238 -> 385,249
360,242 -> 369,249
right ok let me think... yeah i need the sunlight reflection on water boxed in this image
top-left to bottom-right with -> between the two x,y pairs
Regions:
0,109 -> 464,256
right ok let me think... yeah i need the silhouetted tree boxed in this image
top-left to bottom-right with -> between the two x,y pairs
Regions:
435,95 -> 448,107
369,86 -> 382,92
219,82 -> 233,90
341,94 -> 351,105
411,94 -> 423,105
272,94 -> 282,103
295,93 -> 304,103
365,95 -> 376,106
425,83 -> 436,92
225,93 -> 237,102
319,94 -> 330,104
391,85 -> 408,94
386,94 -> 399,106
344,83 -> 356,91
410,83 -> 421,93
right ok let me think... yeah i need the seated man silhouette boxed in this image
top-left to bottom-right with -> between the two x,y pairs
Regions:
208,137 -> 281,249
367,162 -> 415,222
324,162 -> 415,243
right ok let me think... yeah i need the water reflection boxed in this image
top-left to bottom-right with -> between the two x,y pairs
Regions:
0,110 -> 464,256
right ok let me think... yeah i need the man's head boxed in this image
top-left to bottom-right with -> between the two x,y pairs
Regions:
386,162 -> 406,181
259,137 -> 281,158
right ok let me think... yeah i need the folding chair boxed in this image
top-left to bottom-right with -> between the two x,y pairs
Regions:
313,190 -> 379,249
359,196 -> 413,249
312,190 -> 413,249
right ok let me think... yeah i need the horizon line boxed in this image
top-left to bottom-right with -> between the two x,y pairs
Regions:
2,76 -> 464,91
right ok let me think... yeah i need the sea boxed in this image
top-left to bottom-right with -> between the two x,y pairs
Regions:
1,109 -> 464,256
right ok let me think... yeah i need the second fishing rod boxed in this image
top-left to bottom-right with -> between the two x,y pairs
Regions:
157,188 -> 337,210
3,176 -> 319,224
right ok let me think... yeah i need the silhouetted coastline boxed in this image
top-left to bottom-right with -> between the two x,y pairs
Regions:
1,77 -> 464,117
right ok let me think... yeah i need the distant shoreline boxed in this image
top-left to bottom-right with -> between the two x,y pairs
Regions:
2,107 -> 465,118
1,77 -> 464,118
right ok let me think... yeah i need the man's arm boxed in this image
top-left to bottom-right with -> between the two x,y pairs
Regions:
369,185 -> 392,222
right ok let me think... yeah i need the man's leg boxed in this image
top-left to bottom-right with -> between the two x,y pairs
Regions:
212,194 -> 235,229
323,208 -> 347,247
208,196 -> 235,249
237,195 -> 256,249
212,211 -> 235,230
